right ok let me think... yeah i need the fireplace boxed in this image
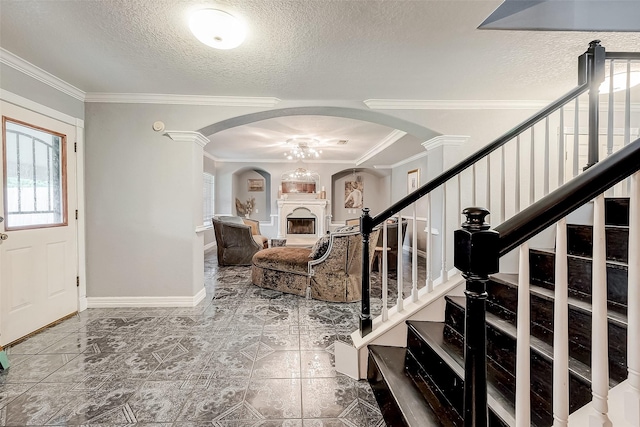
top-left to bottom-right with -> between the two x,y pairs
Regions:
287,208 -> 316,235
277,199 -> 330,240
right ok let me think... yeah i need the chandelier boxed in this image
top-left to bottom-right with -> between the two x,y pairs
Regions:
284,167 -> 317,181
283,137 -> 322,160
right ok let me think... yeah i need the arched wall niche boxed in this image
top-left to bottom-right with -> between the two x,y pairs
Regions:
232,167 -> 271,221
331,167 -> 389,223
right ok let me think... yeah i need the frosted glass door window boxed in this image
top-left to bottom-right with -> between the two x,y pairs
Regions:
3,118 -> 67,229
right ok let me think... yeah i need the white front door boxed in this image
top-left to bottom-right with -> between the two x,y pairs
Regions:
0,101 -> 78,346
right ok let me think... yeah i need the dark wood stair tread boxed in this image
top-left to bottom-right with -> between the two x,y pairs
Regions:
446,295 -> 604,386
406,321 -> 516,426
491,273 -> 628,328
368,345 -> 455,426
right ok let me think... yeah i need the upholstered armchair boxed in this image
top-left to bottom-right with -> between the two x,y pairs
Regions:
251,227 -> 380,302
212,216 -> 268,266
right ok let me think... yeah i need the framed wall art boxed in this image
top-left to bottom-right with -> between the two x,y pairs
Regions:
248,178 -> 264,192
407,169 -> 420,194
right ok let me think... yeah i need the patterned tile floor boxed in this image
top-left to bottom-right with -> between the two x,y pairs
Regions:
0,250 -> 430,426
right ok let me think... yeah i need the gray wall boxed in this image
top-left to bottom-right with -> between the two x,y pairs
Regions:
0,63 -> 85,119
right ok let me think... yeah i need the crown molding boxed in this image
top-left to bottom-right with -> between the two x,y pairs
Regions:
163,131 -> 210,147
422,135 -> 469,151
0,48 -> 85,101
390,150 -> 429,168
364,99 -> 550,110
203,151 -> 219,161
355,129 -> 407,165
85,92 -> 281,107
216,158 -> 356,164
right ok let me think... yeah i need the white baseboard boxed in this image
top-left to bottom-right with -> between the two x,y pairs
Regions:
204,242 -> 216,252
78,296 -> 88,312
402,244 -> 427,258
87,287 -> 208,308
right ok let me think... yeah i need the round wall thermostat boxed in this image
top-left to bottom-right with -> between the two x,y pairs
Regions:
152,121 -> 165,132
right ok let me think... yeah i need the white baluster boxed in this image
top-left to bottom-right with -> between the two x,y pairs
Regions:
574,98 -> 580,177
472,163 -> 477,207
607,62 -> 615,197
554,218 -> 569,427
412,202 -> 418,301
607,61 -> 614,158
515,135 -> 521,213
625,61 -> 632,196
426,193 -> 433,293
590,194 -> 612,426
625,61 -> 631,147
381,220 -> 388,322
501,145 -> 506,222
544,117 -> 550,195
558,107 -> 565,188
441,185 -> 448,283
530,126 -> 535,205
625,171 -> 640,425
486,155 -> 491,213
396,213 -> 404,311
516,242 -> 531,427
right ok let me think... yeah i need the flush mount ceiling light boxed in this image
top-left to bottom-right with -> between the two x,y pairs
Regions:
599,71 -> 640,94
283,137 -> 322,160
189,9 -> 247,50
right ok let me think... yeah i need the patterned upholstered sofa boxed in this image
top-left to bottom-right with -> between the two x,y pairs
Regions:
251,227 -> 380,302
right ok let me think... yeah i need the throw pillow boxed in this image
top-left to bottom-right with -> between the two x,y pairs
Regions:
335,225 -> 358,233
242,219 -> 258,235
309,235 -> 331,260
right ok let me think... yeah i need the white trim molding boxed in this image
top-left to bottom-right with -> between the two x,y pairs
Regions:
422,135 -> 469,151
0,48 -> 86,101
164,131 -> 210,147
390,151 -> 429,168
363,99 -> 550,110
87,287 -> 207,308
356,129 -> 407,165
85,93 -> 281,107
0,90 -> 84,128
203,151 -> 219,161
195,225 -> 211,234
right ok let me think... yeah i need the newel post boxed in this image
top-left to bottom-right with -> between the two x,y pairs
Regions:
578,40 -> 606,170
360,208 -> 373,337
454,207 -> 499,427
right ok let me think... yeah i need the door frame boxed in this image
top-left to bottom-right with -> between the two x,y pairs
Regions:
1,89 -> 87,312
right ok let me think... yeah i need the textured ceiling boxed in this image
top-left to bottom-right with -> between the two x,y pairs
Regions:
1,0 -> 639,164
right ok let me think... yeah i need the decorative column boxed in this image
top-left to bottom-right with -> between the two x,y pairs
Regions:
164,131 -> 210,303
422,135 -> 468,281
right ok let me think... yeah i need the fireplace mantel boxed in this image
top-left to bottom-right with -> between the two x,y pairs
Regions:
277,199 -> 330,239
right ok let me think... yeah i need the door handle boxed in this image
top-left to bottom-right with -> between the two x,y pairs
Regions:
0,233 -> 8,241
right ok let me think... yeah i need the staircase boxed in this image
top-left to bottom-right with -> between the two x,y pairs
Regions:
367,198 -> 631,426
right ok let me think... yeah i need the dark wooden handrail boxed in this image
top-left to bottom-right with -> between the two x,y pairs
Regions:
495,137 -> 640,256
366,83 -> 589,231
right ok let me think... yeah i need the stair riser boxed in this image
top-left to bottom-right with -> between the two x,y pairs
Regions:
407,327 -> 508,427
567,224 -> 629,263
443,327 -> 551,427
530,250 -> 628,312
605,198 -> 630,226
487,280 -> 628,383
445,300 -> 593,419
